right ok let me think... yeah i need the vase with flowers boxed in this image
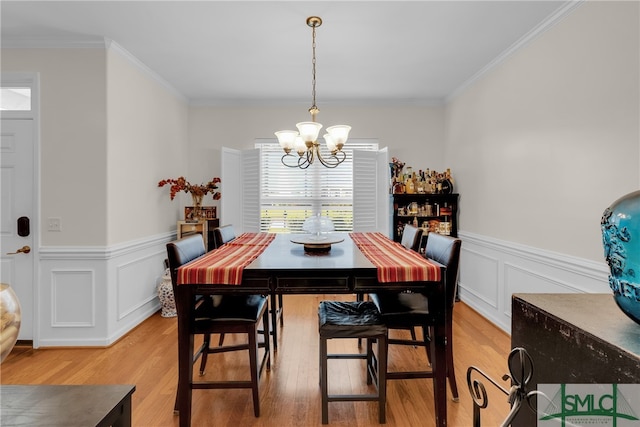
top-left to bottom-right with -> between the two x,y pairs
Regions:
158,176 -> 221,220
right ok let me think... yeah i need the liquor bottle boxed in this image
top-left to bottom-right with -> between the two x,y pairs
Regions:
405,176 -> 415,194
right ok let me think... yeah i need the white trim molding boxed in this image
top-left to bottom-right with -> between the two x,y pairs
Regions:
1,36 -> 186,103
447,0 -> 585,103
458,230 -> 609,334
37,232 -> 175,347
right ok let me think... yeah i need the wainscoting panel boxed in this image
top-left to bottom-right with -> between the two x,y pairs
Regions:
458,248 -> 500,310
458,231 -> 610,334
38,232 -> 173,347
116,249 -> 166,321
50,269 -> 95,327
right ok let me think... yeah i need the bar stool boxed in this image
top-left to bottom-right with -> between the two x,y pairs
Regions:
318,300 -> 388,424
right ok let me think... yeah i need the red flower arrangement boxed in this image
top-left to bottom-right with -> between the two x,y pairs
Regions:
158,177 -> 221,201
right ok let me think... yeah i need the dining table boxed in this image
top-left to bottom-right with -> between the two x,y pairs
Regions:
174,232 -> 449,427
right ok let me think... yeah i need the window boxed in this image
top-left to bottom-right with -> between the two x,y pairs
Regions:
0,87 -> 31,111
255,140 -> 379,233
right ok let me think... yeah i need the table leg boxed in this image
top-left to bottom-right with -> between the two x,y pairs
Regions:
176,286 -> 195,427
430,276 -> 448,427
270,293 -> 278,351
431,319 -> 448,426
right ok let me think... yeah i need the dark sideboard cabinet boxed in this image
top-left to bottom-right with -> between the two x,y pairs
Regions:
510,293 -> 640,426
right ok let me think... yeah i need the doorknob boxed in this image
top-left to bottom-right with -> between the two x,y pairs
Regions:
7,245 -> 31,255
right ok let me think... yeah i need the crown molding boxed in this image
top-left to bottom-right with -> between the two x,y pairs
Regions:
188,96 -> 445,108
105,39 -> 187,103
2,35 -> 187,103
1,35 -> 108,49
446,0 -> 585,103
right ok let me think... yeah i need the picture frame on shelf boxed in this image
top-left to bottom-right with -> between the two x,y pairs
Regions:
201,206 -> 217,219
184,206 -> 217,221
184,206 -> 196,221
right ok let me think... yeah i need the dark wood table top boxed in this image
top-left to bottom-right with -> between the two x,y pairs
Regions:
245,233 -> 374,271
1,384 -> 136,427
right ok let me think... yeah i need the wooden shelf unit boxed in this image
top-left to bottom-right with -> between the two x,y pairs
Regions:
177,218 -> 219,252
391,193 -> 459,252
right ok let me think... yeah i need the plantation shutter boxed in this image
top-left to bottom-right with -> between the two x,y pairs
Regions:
242,148 -> 260,232
353,147 -> 390,235
220,147 -> 242,231
255,139 -> 379,233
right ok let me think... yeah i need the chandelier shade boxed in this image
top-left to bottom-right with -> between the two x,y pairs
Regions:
275,16 -> 350,169
296,122 -> 323,145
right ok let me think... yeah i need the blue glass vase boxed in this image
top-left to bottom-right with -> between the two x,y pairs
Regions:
601,190 -> 640,325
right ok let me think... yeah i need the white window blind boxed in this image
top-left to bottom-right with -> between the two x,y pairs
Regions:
255,140 -> 379,233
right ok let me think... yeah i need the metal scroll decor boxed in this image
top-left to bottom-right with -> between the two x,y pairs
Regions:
466,347 -> 553,427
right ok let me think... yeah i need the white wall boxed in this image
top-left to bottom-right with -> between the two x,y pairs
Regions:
2,48 -> 109,246
106,44 -> 189,244
446,0 -> 640,332
187,104 -> 446,180
2,43 -> 190,345
447,0 -> 639,262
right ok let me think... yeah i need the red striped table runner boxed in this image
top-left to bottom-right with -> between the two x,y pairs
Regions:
349,232 -> 441,282
177,233 -> 275,286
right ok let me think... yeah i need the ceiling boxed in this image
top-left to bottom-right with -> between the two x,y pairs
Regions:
1,1 -> 577,106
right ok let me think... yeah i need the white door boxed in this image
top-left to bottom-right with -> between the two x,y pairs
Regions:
1,119 -> 35,341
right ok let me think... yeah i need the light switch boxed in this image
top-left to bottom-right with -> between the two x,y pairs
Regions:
48,217 -> 61,232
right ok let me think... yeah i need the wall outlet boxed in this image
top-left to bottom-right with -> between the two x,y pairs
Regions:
48,217 -> 62,232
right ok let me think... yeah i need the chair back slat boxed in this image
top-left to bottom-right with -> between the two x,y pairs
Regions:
401,224 -> 423,252
425,233 -> 461,308
166,234 -> 206,286
214,224 -> 237,248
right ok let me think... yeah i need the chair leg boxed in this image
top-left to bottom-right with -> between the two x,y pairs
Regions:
278,294 -> 284,326
270,293 -> 279,352
356,294 -> 363,348
320,336 -> 329,424
262,308 -> 271,372
445,325 -> 459,401
248,324 -> 260,417
366,338 -> 374,385
199,333 -> 211,376
422,326 -> 432,367
173,387 -> 179,414
218,333 -> 225,346
424,327 -> 432,365
378,335 -> 388,424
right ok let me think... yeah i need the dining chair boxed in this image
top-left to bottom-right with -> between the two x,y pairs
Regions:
400,223 -> 423,252
214,224 -> 285,351
369,232 -> 461,401
212,223 -> 237,248
356,224 -> 424,347
166,233 -> 271,417
318,300 -> 388,424
362,223 -> 424,345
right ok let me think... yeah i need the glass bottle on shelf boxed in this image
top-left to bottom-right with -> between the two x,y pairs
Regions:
393,179 -> 404,194
405,176 -> 415,194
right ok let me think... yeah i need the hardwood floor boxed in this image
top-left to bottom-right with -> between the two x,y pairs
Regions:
1,295 -> 512,426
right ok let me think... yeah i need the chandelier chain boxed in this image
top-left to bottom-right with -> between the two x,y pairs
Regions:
311,24 -> 318,116
275,16 -> 350,169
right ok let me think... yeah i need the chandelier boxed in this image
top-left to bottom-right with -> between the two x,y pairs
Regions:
275,16 -> 351,169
